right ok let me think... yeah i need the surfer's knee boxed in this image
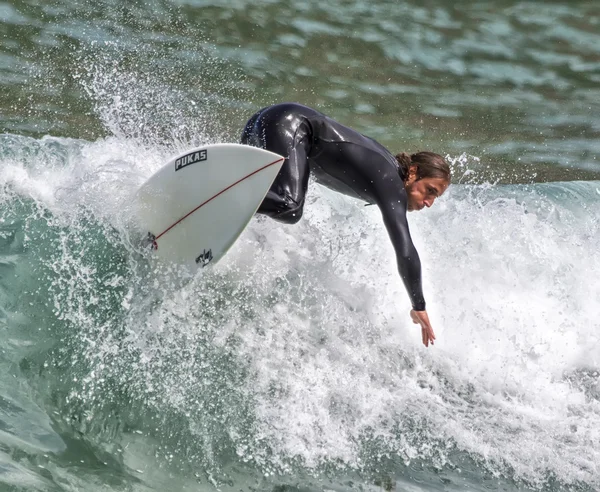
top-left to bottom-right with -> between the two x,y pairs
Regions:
274,205 -> 304,224
260,194 -> 305,224
281,191 -> 306,223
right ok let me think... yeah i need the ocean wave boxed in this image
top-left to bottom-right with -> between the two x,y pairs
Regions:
1,134 -> 598,491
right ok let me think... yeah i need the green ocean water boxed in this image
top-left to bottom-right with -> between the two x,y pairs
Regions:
1,1 -> 600,491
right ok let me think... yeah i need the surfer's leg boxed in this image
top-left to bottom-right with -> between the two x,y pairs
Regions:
241,107 -> 311,224
258,136 -> 310,224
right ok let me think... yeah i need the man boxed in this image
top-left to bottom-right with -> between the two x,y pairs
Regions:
241,103 -> 450,347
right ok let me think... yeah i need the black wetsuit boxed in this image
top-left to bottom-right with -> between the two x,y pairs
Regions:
240,102 -> 426,311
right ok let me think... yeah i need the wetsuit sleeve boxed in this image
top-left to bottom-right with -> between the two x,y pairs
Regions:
375,183 -> 426,311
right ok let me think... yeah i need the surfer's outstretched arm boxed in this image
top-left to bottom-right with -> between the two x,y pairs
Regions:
376,184 -> 436,347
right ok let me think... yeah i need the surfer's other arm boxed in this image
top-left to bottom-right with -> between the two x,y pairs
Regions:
378,193 -> 437,347
378,189 -> 426,311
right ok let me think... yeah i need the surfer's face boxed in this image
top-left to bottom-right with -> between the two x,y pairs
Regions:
404,175 -> 449,212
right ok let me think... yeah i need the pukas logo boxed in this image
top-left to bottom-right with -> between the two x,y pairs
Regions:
175,149 -> 207,171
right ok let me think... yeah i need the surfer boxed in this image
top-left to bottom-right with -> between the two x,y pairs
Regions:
240,103 -> 450,347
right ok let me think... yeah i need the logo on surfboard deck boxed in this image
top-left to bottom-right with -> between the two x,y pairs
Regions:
195,249 -> 213,267
175,149 -> 208,171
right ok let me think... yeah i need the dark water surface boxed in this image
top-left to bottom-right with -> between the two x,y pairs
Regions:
2,0 -> 600,181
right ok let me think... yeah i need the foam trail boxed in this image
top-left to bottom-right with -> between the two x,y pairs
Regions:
218,179 -> 600,487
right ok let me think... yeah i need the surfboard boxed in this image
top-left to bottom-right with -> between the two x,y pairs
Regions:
135,143 -> 284,270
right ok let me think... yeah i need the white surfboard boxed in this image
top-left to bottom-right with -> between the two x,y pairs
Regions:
135,143 -> 284,269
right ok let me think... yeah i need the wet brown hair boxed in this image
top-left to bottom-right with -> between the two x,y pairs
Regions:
395,151 -> 451,183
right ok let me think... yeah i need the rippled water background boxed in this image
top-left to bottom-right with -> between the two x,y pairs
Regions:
3,0 -> 600,181
1,1 -> 600,491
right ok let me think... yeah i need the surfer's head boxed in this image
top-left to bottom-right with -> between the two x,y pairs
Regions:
396,152 -> 450,212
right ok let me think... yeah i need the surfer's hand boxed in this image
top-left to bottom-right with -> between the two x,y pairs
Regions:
410,310 -> 436,347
